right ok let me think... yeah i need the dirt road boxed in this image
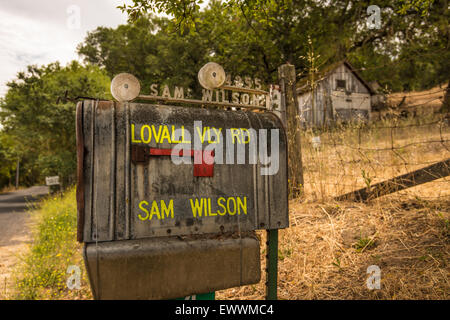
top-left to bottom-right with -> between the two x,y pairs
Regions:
0,186 -> 49,299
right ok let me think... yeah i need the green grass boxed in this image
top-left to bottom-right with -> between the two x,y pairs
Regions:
278,247 -> 293,261
437,212 -> 450,237
354,236 -> 376,253
12,188 -> 91,300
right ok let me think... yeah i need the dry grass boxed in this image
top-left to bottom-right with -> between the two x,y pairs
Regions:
301,115 -> 450,201
387,84 -> 447,110
218,112 -> 449,300
217,196 -> 449,300
373,84 -> 448,119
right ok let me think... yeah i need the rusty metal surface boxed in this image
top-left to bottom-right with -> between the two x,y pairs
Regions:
131,145 -> 215,177
84,235 -> 261,300
78,100 -> 288,243
76,101 -> 85,242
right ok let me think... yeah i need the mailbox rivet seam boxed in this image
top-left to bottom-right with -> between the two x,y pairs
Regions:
109,102 -> 116,240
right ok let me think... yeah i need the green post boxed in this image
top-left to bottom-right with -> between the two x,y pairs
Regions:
266,229 -> 278,300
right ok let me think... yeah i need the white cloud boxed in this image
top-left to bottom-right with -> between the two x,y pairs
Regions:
0,0 -> 131,97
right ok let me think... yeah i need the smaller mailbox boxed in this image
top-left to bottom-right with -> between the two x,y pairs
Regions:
76,97 -> 288,299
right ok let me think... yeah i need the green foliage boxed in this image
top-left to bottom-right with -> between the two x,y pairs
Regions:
398,0 -> 435,16
361,169 -> 373,189
278,247 -> 292,261
354,236 -> 376,253
0,62 -> 111,188
118,0 -> 203,32
77,15 -> 210,96
12,188 -> 91,300
0,133 -> 17,187
331,257 -> 342,269
347,0 -> 449,92
437,212 -> 449,238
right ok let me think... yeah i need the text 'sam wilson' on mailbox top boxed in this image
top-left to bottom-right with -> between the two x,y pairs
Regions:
76,100 -> 288,242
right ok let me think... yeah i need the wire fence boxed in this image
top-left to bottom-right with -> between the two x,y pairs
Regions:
300,114 -> 450,202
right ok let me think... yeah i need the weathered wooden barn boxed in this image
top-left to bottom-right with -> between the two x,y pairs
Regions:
296,60 -> 375,127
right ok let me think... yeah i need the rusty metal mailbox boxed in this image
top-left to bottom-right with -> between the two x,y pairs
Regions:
76,98 -> 288,299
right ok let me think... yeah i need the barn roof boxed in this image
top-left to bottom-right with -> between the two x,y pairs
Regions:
296,60 -> 376,95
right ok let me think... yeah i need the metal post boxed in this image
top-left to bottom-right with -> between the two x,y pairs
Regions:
265,229 -> 278,300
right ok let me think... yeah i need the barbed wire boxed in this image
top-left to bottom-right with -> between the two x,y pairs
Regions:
301,115 -> 450,200
306,159 -> 447,167
317,119 -> 446,131
315,139 -> 450,151
311,180 -> 449,187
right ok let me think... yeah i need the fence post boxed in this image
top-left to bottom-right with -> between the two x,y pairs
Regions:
265,64 -> 304,300
278,63 -> 304,198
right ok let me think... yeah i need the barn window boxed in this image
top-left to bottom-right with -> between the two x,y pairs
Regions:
336,79 -> 346,90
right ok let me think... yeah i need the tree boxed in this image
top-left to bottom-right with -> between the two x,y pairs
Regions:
78,15 -> 210,96
0,61 -> 111,188
0,132 -> 17,188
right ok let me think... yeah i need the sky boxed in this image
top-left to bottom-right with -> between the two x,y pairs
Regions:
0,0 -> 132,97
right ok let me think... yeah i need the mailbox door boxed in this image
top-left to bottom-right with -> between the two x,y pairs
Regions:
83,236 -> 261,300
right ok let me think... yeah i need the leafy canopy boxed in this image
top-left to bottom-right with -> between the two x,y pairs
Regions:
101,0 -> 449,92
0,62 -> 111,187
